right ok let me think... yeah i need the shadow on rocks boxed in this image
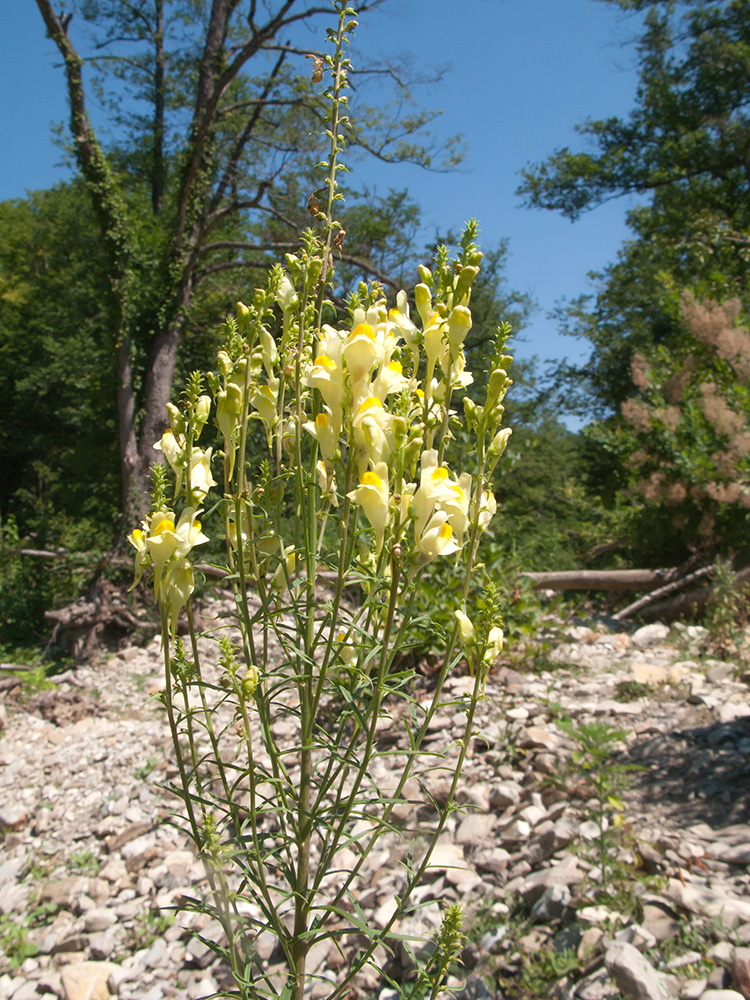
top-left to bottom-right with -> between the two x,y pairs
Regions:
627,715 -> 750,825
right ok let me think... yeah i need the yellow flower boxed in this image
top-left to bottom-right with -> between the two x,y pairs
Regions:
127,526 -> 149,590
347,463 -> 390,556
154,428 -> 186,495
188,447 -> 215,502
343,322 -> 380,385
474,488 -> 497,532
276,275 -> 297,314
414,283 -> 435,328
336,631 -> 357,666
270,544 -> 296,592
441,473 -> 472,545
413,450 -> 461,537
352,396 -> 394,474
446,305 -> 472,352
241,663 -> 260,700
163,558 -> 195,633
259,327 -> 278,378
146,511 -> 178,597
307,353 -> 344,419
227,499 -> 251,550
488,427 -> 512,462
371,359 -> 409,401
145,508 -> 207,599
194,395 -> 211,437
484,626 -> 504,664
303,408 -> 339,462
416,513 -> 460,562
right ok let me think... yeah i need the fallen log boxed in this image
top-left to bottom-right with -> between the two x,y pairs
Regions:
520,568 -> 680,592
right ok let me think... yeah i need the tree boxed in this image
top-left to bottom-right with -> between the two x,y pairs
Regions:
592,293 -> 750,563
515,0 -> 750,563
520,0 -> 750,255
34,0 -> 456,524
518,0 -> 750,418
0,182 -> 119,530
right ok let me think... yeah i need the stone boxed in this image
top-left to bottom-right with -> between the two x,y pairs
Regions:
530,884 -> 570,922
631,662 -> 670,685
83,909 -> 115,933
730,947 -> 750,1000
10,982 -> 40,1000
0,806 -> 28,831
60,962 -> 120,1000
455,813 -> 495,846
88,930 -> 117,962
614,923 -> 657,951
718,702 -> 750,724
640,902 -> 680,943
521,857 -> 584,904
604,941 -> 673,1000
631,623 -> 670,649
665,880 -> 750,924
488,781 -> 522,810
518,726 -> 559,750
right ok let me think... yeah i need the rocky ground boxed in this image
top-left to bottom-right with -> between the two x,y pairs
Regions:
1,598 -> 750,1000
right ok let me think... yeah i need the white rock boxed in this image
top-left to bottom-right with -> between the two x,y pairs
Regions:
83,908 -> 115,933
718,701 -> 750,724
665,879 -> 750,924
604,940 -> 673,1000
631,623 -> 671,649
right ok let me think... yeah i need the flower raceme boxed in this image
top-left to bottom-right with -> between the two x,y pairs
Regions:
128,231 -> 513,638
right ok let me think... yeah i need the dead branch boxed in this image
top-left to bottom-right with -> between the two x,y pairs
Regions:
613,565 -> 714,621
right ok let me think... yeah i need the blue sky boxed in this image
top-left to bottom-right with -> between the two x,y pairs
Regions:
1,0 -> 646,369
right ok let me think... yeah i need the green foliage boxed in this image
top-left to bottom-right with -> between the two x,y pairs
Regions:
0,183 -> 120,529
558,719 -> 638,891
614,679 -> 654,701
0,915 -> 39,970
520,946 -> 582,997
126,910 -> 175,951
586,293 -> 750,563
703,556 -> 750,656
521,1 -> 750,567
69,849 -> 100,876
519,0 -> 750,261
0,515 -> 103,648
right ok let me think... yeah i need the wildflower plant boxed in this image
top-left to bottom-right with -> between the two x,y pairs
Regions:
127,5 -> 514,999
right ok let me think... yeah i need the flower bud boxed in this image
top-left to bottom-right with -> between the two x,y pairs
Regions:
454,265 -> 479,304
236,301 -> 252,333
194,395 -> 211,437
166,403 -> 185,437
241,664 -> 260,700
463,397 -> 479,431
454,610 -> 476,647
485,368 -> 510,410
216,384 -> 243,443
417,265 -> 433,286
415,283 -> 433,328
488,427 -> 512,461
217,351 -> 233,378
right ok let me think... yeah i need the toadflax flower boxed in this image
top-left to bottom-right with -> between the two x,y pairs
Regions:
347,462 -> 390,556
